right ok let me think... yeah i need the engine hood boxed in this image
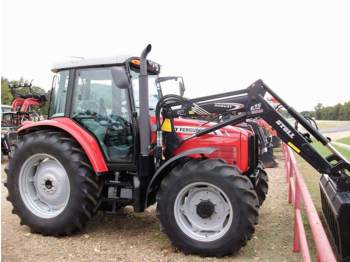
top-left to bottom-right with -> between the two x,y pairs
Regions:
166,117 -> 252,172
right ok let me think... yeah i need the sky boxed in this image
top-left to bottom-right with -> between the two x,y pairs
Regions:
1,0 -> 349,111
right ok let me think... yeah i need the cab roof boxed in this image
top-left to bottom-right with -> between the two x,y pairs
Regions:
51,55 -> 132,72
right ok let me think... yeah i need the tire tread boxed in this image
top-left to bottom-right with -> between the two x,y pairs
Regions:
156,158 -> 259,257
6,130 -> 102,236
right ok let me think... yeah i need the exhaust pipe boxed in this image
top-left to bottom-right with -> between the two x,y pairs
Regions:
139,44 -> 152,156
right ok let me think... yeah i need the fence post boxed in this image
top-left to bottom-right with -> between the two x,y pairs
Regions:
293,176 -> 301,252
284,145 -> 293,204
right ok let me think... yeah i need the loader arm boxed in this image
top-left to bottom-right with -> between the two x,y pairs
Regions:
164,79 -> 350,189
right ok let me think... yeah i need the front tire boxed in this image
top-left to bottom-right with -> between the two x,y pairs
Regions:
255,167 -> 269,206
6,130 -> 103,236
157,158 -> 259,257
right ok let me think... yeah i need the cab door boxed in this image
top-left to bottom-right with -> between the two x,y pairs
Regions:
71,66 -> 134,163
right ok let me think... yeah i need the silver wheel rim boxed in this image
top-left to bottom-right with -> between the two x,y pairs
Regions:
19,153 -> 70,219
174,182 -> 233,242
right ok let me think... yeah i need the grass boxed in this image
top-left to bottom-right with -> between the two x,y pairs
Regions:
311,140 -> 350,161
295,156 -> 322,210
336,136 -> 350,146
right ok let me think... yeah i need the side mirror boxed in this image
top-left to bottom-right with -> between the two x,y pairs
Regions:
111,67 -> 130,89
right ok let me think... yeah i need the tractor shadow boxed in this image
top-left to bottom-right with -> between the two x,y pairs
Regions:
273,148 -> 284,161
80,205 -> 163,238
73,205 -> 175,253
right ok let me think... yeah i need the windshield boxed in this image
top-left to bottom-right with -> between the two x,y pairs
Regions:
130,70 -> 159,112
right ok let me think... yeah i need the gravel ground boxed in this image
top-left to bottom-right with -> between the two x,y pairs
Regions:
2,150 -> 300,262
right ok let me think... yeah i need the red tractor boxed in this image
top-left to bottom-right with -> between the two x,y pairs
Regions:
9,80 -> 46,122
5,45 -> 350,259
1,80 -> 47,156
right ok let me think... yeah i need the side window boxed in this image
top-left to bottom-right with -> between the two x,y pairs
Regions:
49,70 -> 69,117
72,67 -> 133,162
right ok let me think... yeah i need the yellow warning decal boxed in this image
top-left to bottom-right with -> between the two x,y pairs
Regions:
288,142 -> 301,153
161,119 -> 172,132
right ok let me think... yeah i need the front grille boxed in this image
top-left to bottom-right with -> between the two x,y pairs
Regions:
248,134 -> 259,170
243,134 -> 259,178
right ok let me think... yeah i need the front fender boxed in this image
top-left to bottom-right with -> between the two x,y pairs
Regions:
145,147 -> 217,208
18,117 -> 108,173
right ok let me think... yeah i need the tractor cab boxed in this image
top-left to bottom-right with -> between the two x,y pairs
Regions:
49,56 -> 162,163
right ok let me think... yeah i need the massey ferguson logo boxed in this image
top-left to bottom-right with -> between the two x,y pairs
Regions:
214,103 -> 245,111
174,126 -> 225,136
250,103 -> 263,114
275,120 -> 295,139
174,126 -> 203,134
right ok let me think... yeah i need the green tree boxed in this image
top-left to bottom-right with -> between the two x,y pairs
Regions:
314,103 -> 323,120
314,101 -> 350,120
1,77 -> 13,105
339,101 -> 350,120
301,110 -> 315,118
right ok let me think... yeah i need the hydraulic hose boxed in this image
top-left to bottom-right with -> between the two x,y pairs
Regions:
155,94 -> 190,131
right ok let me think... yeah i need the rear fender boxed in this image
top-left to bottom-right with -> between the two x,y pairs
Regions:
145,147 -> 217,208
18,117 -> 108,173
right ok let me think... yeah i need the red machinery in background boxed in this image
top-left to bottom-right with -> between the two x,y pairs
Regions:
1,80 -> 47,155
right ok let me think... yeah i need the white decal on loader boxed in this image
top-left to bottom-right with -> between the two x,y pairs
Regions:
275,120 -> 295,139
250,103 -> 263,114
214,103 -> 245,110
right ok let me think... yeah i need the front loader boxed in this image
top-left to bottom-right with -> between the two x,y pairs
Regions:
5,45 -> 350,259
164,78 -> 350,260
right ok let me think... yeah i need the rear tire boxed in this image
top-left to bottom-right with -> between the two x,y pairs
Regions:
6,130 -> 103,236
157,158 -> 259,256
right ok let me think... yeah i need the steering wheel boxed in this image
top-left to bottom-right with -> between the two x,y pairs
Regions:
104,115 -> 131,146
